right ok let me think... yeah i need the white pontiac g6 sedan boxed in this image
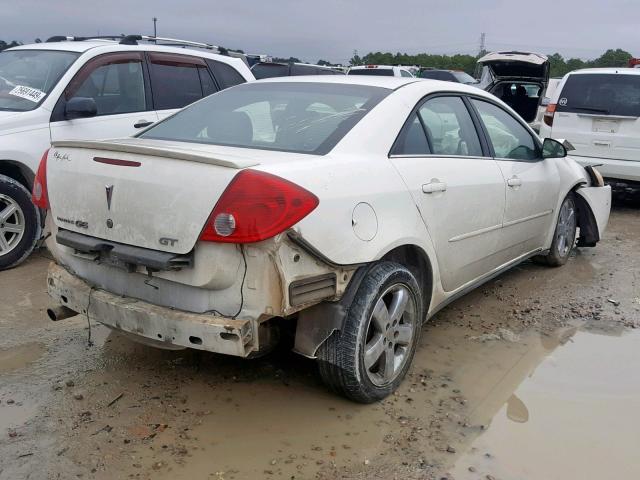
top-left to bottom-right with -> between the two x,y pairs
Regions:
37,76 -> 611,403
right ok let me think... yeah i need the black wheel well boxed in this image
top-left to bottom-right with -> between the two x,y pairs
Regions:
571,188 -> 599,247
0,162 -> 32,190
380,244 -> 433,312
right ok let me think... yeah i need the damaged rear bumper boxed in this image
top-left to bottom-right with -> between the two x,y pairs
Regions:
46,262 -> 254,357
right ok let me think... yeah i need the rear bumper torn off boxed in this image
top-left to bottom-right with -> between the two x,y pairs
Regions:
46,262 -> 254,357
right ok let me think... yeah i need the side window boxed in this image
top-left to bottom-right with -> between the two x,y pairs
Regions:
400,70 -> 412,77
149,53 -> 206,110
471,99 -> 540,160
392,114 -> 430,155
418,96 -> 483,156
198,67 -> 218,97
63,53 -> 146,116
207,60 -> 247,89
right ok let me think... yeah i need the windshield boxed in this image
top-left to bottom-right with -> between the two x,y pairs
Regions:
557,73 -> 640,117
141,82 -> 390,155
348,68 -> 394,76
452,71 -> 477,84
0,49 -> 79,111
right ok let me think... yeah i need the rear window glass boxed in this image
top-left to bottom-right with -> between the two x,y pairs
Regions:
290,64 -> 318,76
557,74 -> 640,117
348,68 -> 394,76
251,63 -> 290,79
420,71 -> 454,81
140,82 -> 390,155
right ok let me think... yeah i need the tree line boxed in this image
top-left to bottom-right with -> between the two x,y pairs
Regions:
349,48 -> 635,77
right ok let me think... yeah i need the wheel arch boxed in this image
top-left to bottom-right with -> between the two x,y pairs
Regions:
293,243 -> 434,359
0,160 -> 34,190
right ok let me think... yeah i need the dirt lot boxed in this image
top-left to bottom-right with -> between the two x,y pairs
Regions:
1,197 -> 639,480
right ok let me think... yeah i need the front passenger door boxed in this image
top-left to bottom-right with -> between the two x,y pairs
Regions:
50,52 -> 157,142
389,95 -> 506,292
470,99 -> 560,254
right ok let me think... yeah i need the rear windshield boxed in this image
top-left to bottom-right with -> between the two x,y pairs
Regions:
420,70 -> 453,81
451,71 -> 477,84
557,73 -> 640,117
251,63 -> 290,79
0,49 -> 79,111
348,68 -> 394,76
140,82 -> 390,155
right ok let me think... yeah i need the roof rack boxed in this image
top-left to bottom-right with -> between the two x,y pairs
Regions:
45,34 -> 222,53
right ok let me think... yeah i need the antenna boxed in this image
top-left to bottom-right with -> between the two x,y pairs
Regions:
152,17 -> 158,40
479,32 -> 486,56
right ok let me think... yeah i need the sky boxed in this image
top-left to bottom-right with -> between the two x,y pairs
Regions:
3,0 -> 638,64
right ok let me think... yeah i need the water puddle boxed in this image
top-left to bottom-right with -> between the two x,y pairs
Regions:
448,329 -> 640,479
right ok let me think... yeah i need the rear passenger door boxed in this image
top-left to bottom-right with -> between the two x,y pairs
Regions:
470,98 -> 559,253
389,95 -> 507,292
147,52 -> 218,121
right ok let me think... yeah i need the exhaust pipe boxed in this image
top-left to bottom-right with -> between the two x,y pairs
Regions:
47,305 -> 78,321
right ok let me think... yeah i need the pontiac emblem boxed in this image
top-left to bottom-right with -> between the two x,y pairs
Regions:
105,185 -> 114,211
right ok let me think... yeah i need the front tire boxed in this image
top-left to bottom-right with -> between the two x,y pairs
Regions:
0,175 -> 41,270
535,194 -> 577,267
317,262 -> 423,403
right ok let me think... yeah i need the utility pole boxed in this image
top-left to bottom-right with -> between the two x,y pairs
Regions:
479,32 -> 486,56
152,17 -> 158,38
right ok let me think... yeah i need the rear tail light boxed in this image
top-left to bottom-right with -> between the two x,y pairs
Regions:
543,103 -> 557,127
199,169 -> 319,243
32,149 -> 50,209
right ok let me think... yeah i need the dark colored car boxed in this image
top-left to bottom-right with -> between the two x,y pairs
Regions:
419,69 -> 478,85
251,62 -> 344,79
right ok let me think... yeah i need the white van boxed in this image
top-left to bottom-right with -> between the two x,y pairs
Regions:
539,68 -> 640,186
0,35 -> 254,269
348,65 -> 414,77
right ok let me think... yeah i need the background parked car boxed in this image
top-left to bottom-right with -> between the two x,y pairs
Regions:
418,68 -> 478,85
539,68 -> 640,187
0,35 -> 254,270
477,51 -> 550,128
532,77 -> 562,132
251,61 -> 344,79
348,65 -> 414,77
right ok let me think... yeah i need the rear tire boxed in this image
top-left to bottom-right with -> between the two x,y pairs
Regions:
317,262 -> 423,403
0,174 -> 41,270
533,194 -> 577,267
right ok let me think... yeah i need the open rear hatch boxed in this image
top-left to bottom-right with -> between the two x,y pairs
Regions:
477,51 -> 549,82
47,138 -> 258,256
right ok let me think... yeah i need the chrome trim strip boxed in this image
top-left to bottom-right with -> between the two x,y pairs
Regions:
503,209 -> 553,228
448,223 -> 503,243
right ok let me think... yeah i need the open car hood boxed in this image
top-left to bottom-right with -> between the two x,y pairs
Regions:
478,51 -> 549,80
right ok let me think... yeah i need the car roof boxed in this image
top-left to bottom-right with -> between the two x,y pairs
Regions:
567,67 -> 640,76
254,74 -> 420,89
349,65 -> 397,70
7,40 -> 113,53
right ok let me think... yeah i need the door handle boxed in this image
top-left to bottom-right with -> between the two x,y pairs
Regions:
422,181 -> 447,194
507,176 -> 522,188
134,120 -> 154,129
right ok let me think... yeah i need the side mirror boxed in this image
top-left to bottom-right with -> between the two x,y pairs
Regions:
542,138 -> 569,159
65,97 -> 97,120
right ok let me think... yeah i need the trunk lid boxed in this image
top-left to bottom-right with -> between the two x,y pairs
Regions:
47,138 -> 259,255
477,52 -> 549,87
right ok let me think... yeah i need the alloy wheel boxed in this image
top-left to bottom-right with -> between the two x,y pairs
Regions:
556,199 -> 576,257
0,194 -> 26,257
363,284 -> 416,386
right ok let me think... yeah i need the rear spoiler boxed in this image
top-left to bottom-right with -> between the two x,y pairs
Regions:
51,140 -> 259,169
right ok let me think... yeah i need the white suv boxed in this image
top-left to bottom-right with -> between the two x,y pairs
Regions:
539,68 -> 640,186
348,65 -> 414,77
0,35 -> 254,269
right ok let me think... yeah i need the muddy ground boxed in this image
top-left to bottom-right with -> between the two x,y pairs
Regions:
1,197 -> 639,480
